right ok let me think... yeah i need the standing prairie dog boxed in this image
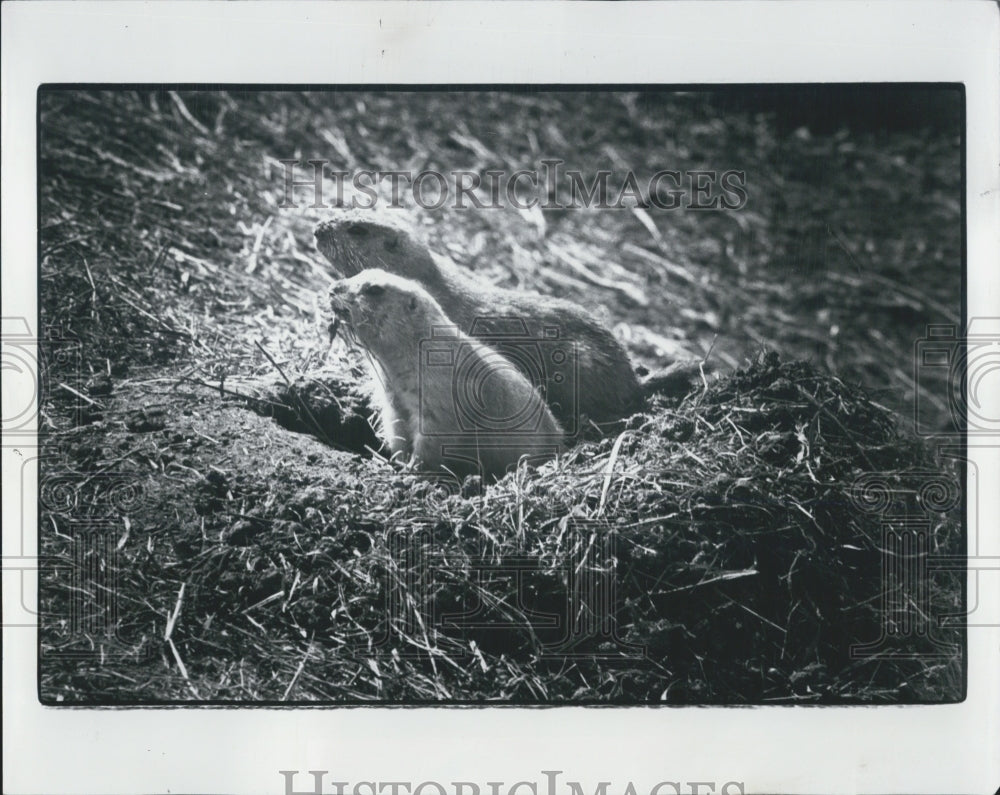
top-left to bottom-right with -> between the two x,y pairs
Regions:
315,212 -> 646,432
329,268 -> 563,480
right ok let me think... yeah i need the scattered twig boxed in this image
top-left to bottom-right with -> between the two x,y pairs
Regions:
245,215 -> 274,274
282,640 -> 314,701
163,582 -> 201,698
598,431 -> 629,517
549,243 -> 649,307
168,90 -> 212,137
57,382 -> 100,406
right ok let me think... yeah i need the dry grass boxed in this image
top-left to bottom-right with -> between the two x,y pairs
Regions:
39,353 -> 963,703
36,88 -> 963,703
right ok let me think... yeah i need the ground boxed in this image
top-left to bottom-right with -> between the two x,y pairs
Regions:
35,87 -> 964,703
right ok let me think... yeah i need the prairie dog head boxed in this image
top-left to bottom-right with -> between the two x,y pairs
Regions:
315,211 -> 439,285
329,268 -> 449,357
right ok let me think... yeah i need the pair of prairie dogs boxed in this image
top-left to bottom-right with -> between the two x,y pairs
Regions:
318,211 -> 690,479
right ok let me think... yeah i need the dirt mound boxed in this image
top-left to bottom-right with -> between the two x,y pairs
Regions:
40,354 -> 962,703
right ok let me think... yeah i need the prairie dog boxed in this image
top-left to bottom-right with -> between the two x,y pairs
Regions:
329,268 -> 563,480
315,212 -> 645,432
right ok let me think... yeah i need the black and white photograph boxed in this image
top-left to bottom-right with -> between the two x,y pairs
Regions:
33,84 -> 968,706
3,3 -> 999,795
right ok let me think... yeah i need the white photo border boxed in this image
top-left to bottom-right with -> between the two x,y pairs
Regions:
2,2 -> 999,794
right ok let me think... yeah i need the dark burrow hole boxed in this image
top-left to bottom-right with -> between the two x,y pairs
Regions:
237,371 -> 383,457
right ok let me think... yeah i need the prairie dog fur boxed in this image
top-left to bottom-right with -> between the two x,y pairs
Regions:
315,211 -> 645,432
329,268 -> 563,480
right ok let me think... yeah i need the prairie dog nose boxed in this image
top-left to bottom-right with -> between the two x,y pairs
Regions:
329,282 -> 352,312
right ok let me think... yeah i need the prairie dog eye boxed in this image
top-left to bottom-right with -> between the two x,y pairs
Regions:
362,283 -> 385,297
384,236 -> 400,252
